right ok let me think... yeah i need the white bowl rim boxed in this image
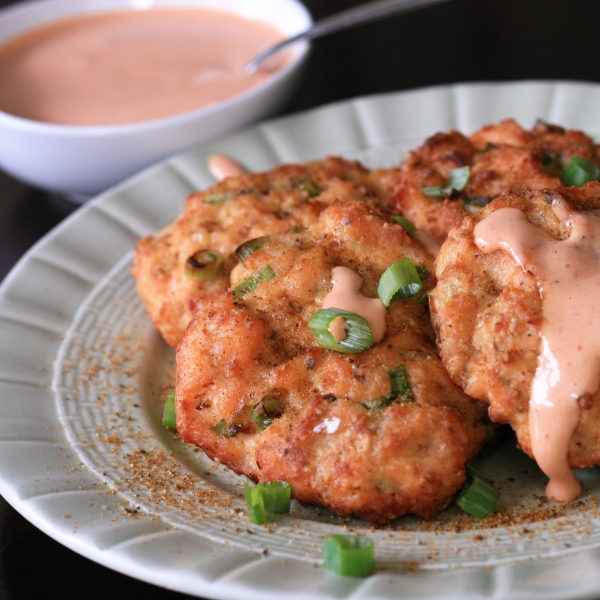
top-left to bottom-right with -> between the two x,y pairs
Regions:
0,0 -> 312,135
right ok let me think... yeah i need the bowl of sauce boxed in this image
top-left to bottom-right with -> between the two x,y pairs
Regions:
0,0 -> 312,197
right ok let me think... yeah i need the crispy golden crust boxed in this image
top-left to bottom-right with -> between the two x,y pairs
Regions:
176,200 -> 490,523
392,119 -> 600,241
132,157 -> 401,347
430,182 -> 600,466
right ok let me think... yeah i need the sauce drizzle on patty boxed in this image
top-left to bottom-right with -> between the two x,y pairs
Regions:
474,199 -> 600,502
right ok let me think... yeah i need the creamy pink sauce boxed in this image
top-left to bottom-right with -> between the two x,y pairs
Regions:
208,154 -> 247,181
474,200 -> 600,502
322,266 -> 386,343
0,9 -> 286,126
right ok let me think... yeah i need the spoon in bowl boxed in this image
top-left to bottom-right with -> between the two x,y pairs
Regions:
245,0 -> 453,74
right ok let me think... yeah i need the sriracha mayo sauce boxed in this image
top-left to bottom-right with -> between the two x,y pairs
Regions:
0,9 -> 286,126
474,198 -> 600,502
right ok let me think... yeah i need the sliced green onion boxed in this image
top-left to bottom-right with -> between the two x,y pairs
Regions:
252,395 -> 283,431
421,186 -> 444,198
377,259 -> 423,307
415,292 -> 429,304
162,390 -> 177,430
389,365 -> 415,403
561,155 -> 600,187
324,535 -> 375,578
308,308 -> 373,354
260,481 -> 291,513
456,465 -> 500,519
205,192 -> 233,204
363,365 -> 414,409
445,166 -> 470,192
422,166 -> 471,197
362,396 -> 393,410
300,178 -> 321,197
244,479 -> 291,524
232,265 -> 276,301
235,237 -> 269,266
415,264 -> 430,280
244,479 -> 267,524
393,215 -> 417,232
210,419 -> 238,438
185,250 -> 223,280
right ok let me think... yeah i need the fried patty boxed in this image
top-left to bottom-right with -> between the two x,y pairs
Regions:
176,200 -> 491,523
393,119 -> 600,241
132,157 -> 401,347
430,182 -> 600,467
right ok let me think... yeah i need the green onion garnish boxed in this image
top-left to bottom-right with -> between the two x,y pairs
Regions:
308,308 -> 373,354
235,237 -> 269,266
415,264 -> 430,280
252,395 -> 283,431
393,215 -> 417,232
362,396 -> 393,410
422,166 -> 471,197
324,535 -> 375,578
377,258 -> 423,307
185,250 -> 223,280
162,390 -> 177,430
232,265 -> 276,301
363,365 -> 414,409
244,479 -> 291,524
561,156 -> 600,187
205,192 -> 233,204
389,365 -> 415,403
456,465 -> 500,519
210,420 -> 239,438
244,479 -> 266,524
300,178 -> 321,197
421,186 -> 444,198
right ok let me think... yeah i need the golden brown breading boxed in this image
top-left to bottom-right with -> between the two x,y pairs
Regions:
392,119 -> 600,241
176,200 -> 491,523
430,182 -> 600,467
132,157 -> 401,347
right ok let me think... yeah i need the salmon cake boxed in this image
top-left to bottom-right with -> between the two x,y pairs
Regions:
430,182 -> 600,499
132,157 -> 401,347
393,119 -> 600,241
176,199 -> 491,523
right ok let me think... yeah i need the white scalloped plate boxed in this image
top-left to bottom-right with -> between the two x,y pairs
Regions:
3,81 -> 600,599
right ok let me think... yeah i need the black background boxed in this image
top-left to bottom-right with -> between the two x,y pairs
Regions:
0,0 -> 599,598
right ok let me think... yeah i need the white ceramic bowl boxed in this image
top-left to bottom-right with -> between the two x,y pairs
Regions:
0,0 -> 312,198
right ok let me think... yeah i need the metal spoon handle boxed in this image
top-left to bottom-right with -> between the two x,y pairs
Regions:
245,0 -> 453,74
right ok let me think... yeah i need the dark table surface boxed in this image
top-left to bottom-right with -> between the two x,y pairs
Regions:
1,0 -> 600,598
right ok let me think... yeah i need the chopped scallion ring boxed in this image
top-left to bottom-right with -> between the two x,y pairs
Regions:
422,186 -> 444,198
205,192 -> 233,204
422,166 -> 471,197
185,250 -> 223,280
324,535 -> 375,578
244,479 -> 267,524
252,395 -> 283,431
445,166 -> 471,192
232,264 -> 276,301
393,215 -> 417,232
456,465 -> 500,519
377,259 -> 423,307
244,479 -> 291,524
300,178 -> 321,197
162,390 -> 177,431
389,365 -> 415,403
308,308 -> 373,354
561,156 -> 600,187
235,236 -> 269,266
210,420 -> 239,438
